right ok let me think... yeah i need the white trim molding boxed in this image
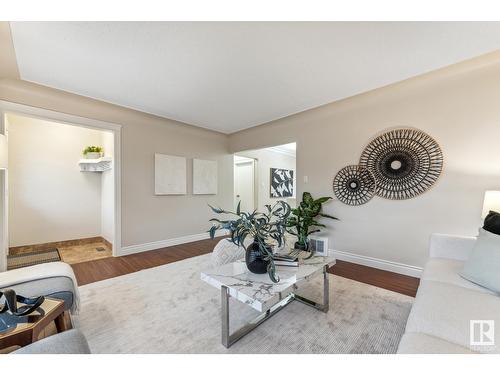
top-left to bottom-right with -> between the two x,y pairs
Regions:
119,230 -> 228,256
332,249 -> 422,278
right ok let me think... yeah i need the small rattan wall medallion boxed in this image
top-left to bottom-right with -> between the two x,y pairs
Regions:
333,128 -> 443,205
333,165 -> 376,206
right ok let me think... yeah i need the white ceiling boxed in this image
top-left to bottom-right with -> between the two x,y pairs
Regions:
10,22 -> 500,134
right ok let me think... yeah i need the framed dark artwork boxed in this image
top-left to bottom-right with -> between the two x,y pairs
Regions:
359,128 -> 443,200
270,168 -> 294,198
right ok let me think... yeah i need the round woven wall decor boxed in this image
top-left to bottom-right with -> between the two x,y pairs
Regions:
333,165 -> 376,206
359,128 -> 443,200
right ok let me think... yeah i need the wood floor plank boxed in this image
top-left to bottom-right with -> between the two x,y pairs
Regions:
71,237 -> 420,297
329,260 -> 420,297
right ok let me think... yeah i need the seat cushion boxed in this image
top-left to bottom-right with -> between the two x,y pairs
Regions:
398,332 -> 475,354
405,280 -> 500,353
13,329 -> 90,354
423,258 -> 495,295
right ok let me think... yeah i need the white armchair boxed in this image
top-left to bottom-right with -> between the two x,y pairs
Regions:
0,262 -> 79,313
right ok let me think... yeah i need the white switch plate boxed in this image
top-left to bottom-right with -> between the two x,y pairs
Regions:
303,175 -> 308,184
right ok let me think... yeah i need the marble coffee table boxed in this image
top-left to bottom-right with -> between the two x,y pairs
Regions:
201,255 -> 336,348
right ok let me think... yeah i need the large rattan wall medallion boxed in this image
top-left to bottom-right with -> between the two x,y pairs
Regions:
333,165 -> 376,206
333,128 -> 443,205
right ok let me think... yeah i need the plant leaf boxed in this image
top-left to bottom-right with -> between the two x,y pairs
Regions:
315,197 -> 332,204
267,261 -> 280,283
208,204 -> 226,214
319,213 -> 338,220
208,226 -> 217,239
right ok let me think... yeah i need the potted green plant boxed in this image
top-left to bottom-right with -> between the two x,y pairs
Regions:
208,201 -> 291,283
286,192 -> 338,254
83,146 -> 104,159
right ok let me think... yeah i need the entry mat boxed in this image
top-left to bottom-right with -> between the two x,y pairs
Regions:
7,248 -> 61,270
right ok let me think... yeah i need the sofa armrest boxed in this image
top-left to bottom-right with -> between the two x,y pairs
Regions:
0,262 -> 79,313
429,233 -> 476,261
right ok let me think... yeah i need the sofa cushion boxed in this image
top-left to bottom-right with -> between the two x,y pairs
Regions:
422,258 -> 495,295
405,280 -> 500,353
429,233 -> 476,261
398,332 -> 475,354
460,228 -> 500,294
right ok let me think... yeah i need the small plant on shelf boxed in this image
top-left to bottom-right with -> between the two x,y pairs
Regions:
286,192 -> 338,256
208,201 -> 291,283
82,146 -> 104,159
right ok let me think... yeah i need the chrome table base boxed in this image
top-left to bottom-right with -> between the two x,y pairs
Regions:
220,264 -> 330,348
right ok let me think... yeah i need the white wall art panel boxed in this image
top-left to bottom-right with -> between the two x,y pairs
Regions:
193,159 -> 218,195
155,153 -> 187,195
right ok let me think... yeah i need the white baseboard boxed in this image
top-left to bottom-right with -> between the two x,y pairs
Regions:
332,249 -> 422,278
119,230 -> 228,256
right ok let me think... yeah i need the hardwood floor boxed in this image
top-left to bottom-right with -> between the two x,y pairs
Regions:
71,237 -> 420,297
71,237 -> 219,286
331,260 -> 419,297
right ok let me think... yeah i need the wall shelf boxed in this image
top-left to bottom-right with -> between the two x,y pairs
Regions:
79,157 -> 112,172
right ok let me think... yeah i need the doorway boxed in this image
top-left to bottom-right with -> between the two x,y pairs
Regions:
234,156 -> 256,212
6,113 -> 114,267
0,101 -> 122,272
234,142 -> 296,213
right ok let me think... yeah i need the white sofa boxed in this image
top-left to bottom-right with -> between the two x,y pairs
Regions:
398,233 -> 500,354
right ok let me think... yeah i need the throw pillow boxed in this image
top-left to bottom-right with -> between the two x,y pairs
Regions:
460,228 -> 500,293
211,238 -> 250,267
483,210 -> 500,235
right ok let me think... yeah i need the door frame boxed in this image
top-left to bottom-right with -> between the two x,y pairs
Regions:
0,100 -> 122,269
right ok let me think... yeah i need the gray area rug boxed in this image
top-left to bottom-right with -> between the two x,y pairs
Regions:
75,253 -> 413,353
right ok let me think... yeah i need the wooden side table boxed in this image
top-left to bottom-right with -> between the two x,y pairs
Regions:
0,297 -> 68,351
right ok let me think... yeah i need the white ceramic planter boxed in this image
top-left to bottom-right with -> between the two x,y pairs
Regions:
84,152 -> 102,159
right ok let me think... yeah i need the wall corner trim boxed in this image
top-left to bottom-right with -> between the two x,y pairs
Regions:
119,229 -> 229,256
332,249 -> 422,278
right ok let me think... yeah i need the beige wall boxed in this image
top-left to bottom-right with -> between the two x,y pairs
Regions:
229,53 -> 500,268
237,148 -> 296,211
0,79 -> 233,248
7,114 -> 105,246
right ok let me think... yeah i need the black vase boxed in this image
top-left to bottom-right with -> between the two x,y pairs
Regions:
245,242 -> 270,274
294,241 -> 308,251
